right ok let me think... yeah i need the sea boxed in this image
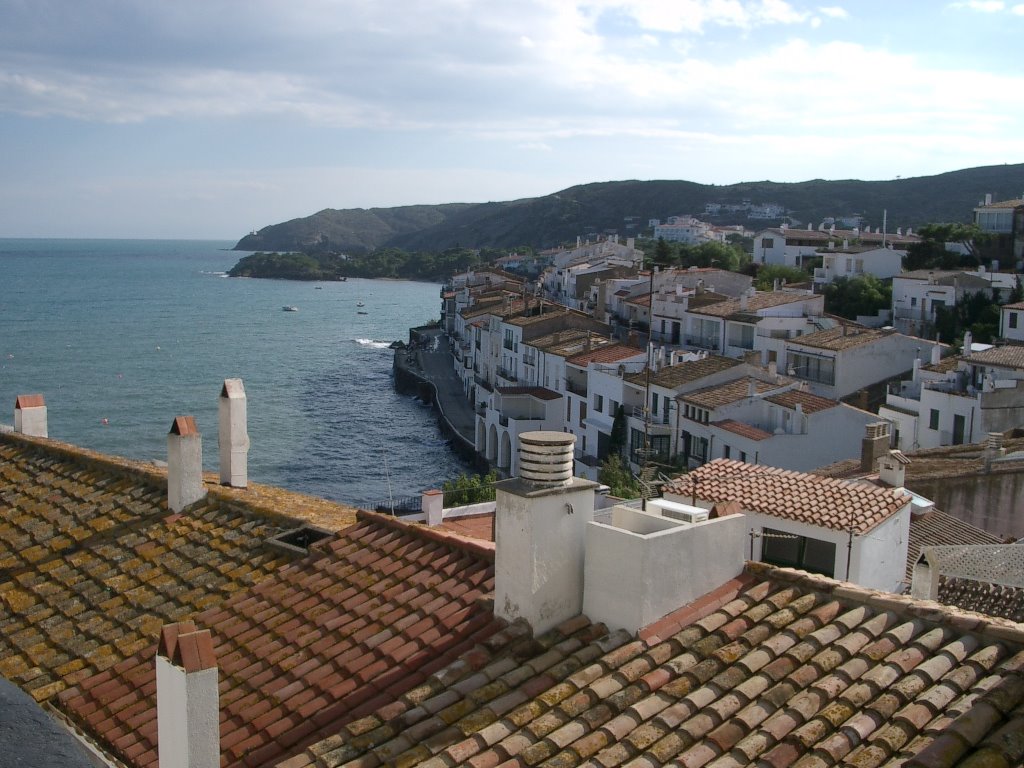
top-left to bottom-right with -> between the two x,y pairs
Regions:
0,239 -> 470,507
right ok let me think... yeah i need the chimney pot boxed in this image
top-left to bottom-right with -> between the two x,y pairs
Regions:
860,422 -> 891,473
14,394 -> 47,438
218,379 -> 249,488
157,622 -> 219,768
168,417 -> 206,513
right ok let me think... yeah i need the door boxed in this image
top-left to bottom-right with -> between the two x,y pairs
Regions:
953,414 -> 965,445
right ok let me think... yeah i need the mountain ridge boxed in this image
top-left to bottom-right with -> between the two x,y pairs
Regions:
233,163 -> 1024,254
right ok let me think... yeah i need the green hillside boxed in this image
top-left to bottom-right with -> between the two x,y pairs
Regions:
233,164 -> 1024,254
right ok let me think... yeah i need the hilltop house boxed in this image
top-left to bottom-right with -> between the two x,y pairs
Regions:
753,224 -> 919,267
891,267 -> 1018,337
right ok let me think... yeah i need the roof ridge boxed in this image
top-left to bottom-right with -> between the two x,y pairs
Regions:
357,509 -> 495,562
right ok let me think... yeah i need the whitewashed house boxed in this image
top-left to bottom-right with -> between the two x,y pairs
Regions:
782,325 -> 945,402
891,267 -> 1018,337
880,338 -> 1024,450
812,244 -> 904,286
999,300 -> 1024,341
662,451 -> 914,592
753,225 -> 919,268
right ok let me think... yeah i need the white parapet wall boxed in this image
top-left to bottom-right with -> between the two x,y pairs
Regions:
583,506 -> 746,633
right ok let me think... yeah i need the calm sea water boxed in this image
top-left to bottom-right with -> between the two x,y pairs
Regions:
0,239 -> 469,506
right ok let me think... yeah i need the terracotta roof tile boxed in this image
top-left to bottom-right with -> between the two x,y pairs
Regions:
280,563 -> 1024,768
14,394 -> 45,409
663,459 -> 908,534
688,292 -> 816,318
680,377 -> 779,409
763,389 -> 839,414
712,419 -> 772,441
624,356 -> 742,390
566,344 -> 645,366
59,511 -> 506,768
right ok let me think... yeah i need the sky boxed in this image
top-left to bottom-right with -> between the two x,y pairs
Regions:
1,0 -> 1022,240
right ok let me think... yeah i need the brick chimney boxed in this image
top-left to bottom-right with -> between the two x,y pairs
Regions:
14,394 -> 47,438
156,622 -> 219,768
494,432 -> 598,634
168,416 -> 206,513
218,379 -> 249,488
860,422 -> 890,473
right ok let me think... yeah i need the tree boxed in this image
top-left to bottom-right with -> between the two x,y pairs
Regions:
655,237 -> 672,264
754,264 -> 808,291
598,455 -> 641,499
904,222 -> 991,271
822,275 -> 892,320
608,405 -> 627,457
441,470 -> 498,506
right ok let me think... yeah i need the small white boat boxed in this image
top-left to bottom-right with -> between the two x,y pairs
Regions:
356,301 -> 365,307
282,306 -> 299,312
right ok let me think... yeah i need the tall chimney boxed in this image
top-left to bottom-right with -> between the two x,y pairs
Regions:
218,379 -> 249,488
14,394 -> 47,438
963,331 -> 973,357
860,422 -> 891,473
168,417 -> 206,513
878,450 -> 909,488
156,622 -> 219,768
494,432 -> 598,634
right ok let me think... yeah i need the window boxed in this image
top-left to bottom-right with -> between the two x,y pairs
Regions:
652,393 -> 659,416
1011,312 -> 1019,330
579,401 -> 587,424
727,323 -> 755,350
594,394 -> 604,413
503,329 -> 514,351
788,353 -> 836,386
762,528 -> 836,577
723,445 -> 731,459
762,238 -> 775,249
929,409 -> 940,430
911,297 -> 917,307
739,451 -> 747,462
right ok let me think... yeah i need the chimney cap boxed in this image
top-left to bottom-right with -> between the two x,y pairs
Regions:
172,629 -> 217,673
169,416 -> 199,436
158,620 -> 197,660
220,378 -> 245,399
15,394 -> 45,409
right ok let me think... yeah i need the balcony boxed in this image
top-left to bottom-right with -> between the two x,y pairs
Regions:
497,367 -> 518,383
565,379 -> 588,397
631,406 -> 670,425
475,375 -> 493,393
685,335 -> 720,350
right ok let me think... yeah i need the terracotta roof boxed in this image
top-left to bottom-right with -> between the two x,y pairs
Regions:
438,513 -> 496,542
624,293 -> 651,307
526,328 -> 592,353
281,561 -> 1024,768
712,419 -> 772,441
786,326 -> 893,351
14,394 -> 45,409
58,512 -> 505,768
688,291 -> 816,318
496,386 -> 561,401
664,459 -> 909,534
680,377 -> 779,409
0,432 -> 297,703
977,198 -> 1024,209
964,345 -> 1024,370
625,355 -> 742,390
566,344 -> 645,366
765,389 -> 840,414
923,354 -> 960,373
1002,301 -> 1024,311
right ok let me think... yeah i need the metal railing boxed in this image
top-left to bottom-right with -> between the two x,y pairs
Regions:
685,335 -> 719,350
565,379 -> 587,397
372,495 -> 421,516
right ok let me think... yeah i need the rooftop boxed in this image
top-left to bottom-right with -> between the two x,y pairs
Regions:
786,326 -> 895,352
964,345 -> 1024,371
0,431 -> 342,703
680,377 -> 782,409
566,343 -> 645,367
279,561 -> 1024,768
58,511 -> 504,768
764,389 -> 840,414
713,419 -> 773,441
664,459 -> 909,534
688,291 -> 816,319
497,386 -> 562,401
625,355 -> 742,390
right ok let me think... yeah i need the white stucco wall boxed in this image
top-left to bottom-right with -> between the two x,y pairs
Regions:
847,507 -> 911,593
582,509 -> 746,632
156,656 -> 220,768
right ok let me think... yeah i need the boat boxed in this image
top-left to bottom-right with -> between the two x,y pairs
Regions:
314,286 -> 322,290
282,306 -> 299,312
356,301 -> 365,307
357,311 -> 368,315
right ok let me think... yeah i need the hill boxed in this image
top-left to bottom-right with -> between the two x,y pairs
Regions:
233,164 -> 1024,254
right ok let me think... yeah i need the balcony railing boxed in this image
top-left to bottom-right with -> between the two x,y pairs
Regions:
685,335 -> 720,350
565,380 -> 587,397
475,375 -> 493,392
497,367 -> 518,383
631,406 -> 670,424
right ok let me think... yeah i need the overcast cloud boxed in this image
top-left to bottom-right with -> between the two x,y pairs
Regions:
0,0 -> 1021,238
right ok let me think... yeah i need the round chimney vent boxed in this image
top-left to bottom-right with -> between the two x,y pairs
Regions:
518,431 -> 575,487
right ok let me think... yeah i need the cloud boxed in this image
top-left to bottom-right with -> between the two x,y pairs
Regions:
1011,3 -> 1024,12
818,5 -> 848,18
948,1 -> 1005,10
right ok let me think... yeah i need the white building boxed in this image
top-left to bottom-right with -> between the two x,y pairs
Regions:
662,454 -> 914,592
753,225 -> 919,268
782,325 -> 945,402
880,340 -> 1024,450
1001,300 -> 1024,341
891,267 -> 1019,337
676,382 -> 882,472
653,216 -> 716,245
812,245 -> 904,286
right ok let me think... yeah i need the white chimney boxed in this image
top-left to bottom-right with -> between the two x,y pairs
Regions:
168,416 -> 206,513
878,450 -> 909,488
156,622 -> 219,768
739,293 -> 749,310
930,345 -> 942,366
421,488 -> 444,526
218,379 -> 249,488
14,394 -> 47,438
963,331 -> 973,357
494,432 -> 598,634
985,193 -> 993,205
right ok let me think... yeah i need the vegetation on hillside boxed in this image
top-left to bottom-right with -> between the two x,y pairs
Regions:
822,275 -> 893,320
234,164 -> 1024,256
636,237 -> 750,272
228,246 -> 488,282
